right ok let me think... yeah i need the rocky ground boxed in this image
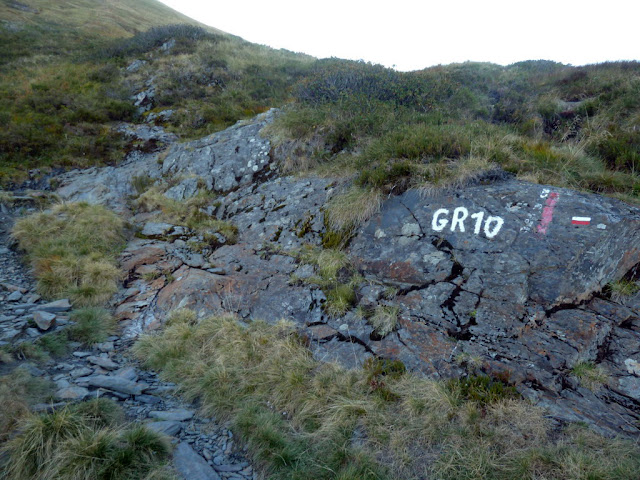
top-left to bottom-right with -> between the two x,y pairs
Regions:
2,106 -> 640,479
0,208 -> 256,480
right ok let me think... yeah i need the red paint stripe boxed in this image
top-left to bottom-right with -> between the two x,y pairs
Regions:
571,220 -> 590,225
536,192 -> 559,235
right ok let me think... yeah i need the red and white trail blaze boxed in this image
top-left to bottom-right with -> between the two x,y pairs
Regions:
571,216 -> 591,226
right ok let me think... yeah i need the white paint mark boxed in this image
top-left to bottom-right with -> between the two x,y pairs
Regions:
597,224 -> 607,230
430,207 -> 504,238
471,211 -> 484,235
450,207 -> 469,232
432,208 -> 449,232
484,216 -> 504,239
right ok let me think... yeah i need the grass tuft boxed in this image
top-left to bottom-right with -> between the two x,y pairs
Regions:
12,202 -> 125,306
68,307 -> 116,345
571,362 -> 610,391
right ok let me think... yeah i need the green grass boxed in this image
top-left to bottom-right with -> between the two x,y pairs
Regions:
271,59 -> 640,203
293,246 -> 362,316
12,202 -> 126,306
0,1 -> 313,186
134,311 -> 640,480
68,307 -> 117,345
0,367 -> 53,442
571,362 -> 610,391
134,185 -> 238,247
607,279 -> 640,302
2,399 -> 173,480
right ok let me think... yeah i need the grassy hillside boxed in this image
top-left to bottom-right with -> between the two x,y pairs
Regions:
1,0 -> 639,204
0,0 -> 314,185
270,59 -> 640,222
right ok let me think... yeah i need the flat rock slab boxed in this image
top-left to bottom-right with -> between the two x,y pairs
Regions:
55,386 -> 89,400
173,442 -> 221,480
86,375 -> 147,395
34,299 -> 71,313
146,420 -> 183,436
149,409 -> 194,422
86,356 -> 119,370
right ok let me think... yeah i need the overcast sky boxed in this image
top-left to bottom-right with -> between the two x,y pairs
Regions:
158,0 -> 638,71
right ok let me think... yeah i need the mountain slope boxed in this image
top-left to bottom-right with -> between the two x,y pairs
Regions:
1,0 -> 218,39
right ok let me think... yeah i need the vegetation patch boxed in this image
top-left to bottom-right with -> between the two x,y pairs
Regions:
134,311 -> 640,480
11,202 -> 126,306
134,185 -> 237,246
294,246 -> 362,316
2,398 -> 173,480
273,59 -> 640,203
571,362 -> 610,391
0,367 -> 53,443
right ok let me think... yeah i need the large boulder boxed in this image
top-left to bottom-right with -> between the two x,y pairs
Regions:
348,179 -> 640,436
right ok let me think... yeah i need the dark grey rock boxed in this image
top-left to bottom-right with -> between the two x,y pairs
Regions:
173,442 -> 221,480
149,409 -> 194,422
141,222 -> 176,238
7,290 -> 23,301
162,110 -> 276,193
70,367 -> 93,378
86,356 -> 119,370
33,310 -> 56,330
164,178 -> 199,201
34,299 -> 71,313
146,420 -> 183,436
126,59 -> 147,73
55,386 -> 89,400
136,394 -> 161,405
85,375 -> 146,395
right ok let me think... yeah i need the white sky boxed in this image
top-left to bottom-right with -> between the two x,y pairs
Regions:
158,0 -> 638,71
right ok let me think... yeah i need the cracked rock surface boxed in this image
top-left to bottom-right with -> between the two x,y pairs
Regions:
44,111 -> 640,440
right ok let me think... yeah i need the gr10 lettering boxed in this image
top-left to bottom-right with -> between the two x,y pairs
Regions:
432,207 -> 504,239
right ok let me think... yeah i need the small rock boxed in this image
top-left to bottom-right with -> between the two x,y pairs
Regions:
56,386 -> 89,400
25,327 -> 40,337
202,449 -> 213,461
149,409 -> 194,422
34,299 -> 71,313
173,442 -> 222,480
141,222 -> 175,238
146,420 -> 183,436
70,367 -> 94,378
95,341 -> 114,352
86,375 -> 147,395
1,283 -> 26,293
7,290 -> 23,302
87,356 -> 119,370
135,394 -> 161,405
114,366 -> 139,381
33,311 -> 56,331
73,351 -> 92,358
214,464 -> 243,473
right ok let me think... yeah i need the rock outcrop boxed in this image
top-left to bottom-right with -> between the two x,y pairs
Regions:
49,111 -> 640,438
